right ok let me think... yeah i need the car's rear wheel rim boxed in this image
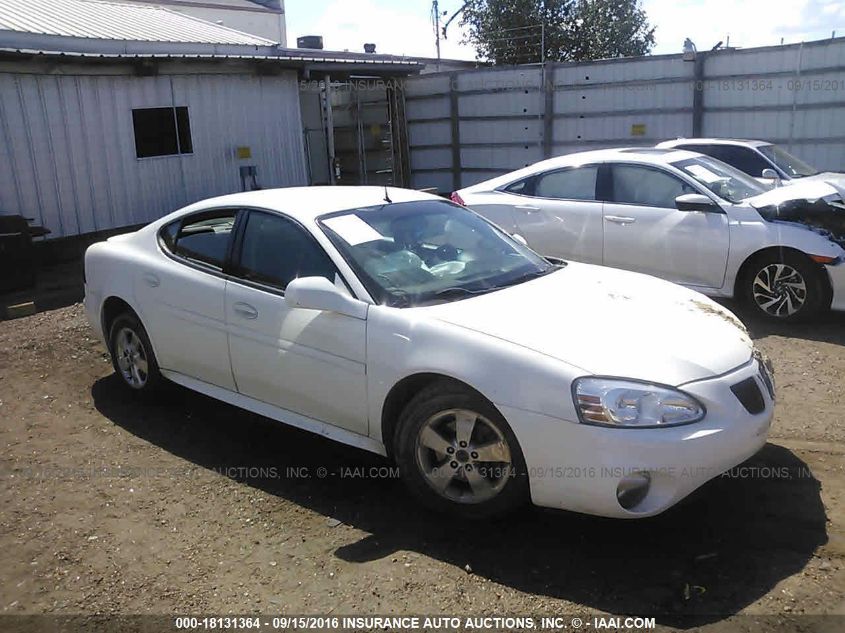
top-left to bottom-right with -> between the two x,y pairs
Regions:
415,408 -> 512,504
115,327 -> 149,388
752,263 -> 807,317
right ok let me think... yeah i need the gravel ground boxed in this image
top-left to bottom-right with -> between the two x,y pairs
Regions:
0,302 -> 843,632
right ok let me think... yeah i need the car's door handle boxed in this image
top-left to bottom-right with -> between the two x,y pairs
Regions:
233,302 -> 259,320
142,272 -> 160,288
604,215 -> 637,224
515,205 -> 540,213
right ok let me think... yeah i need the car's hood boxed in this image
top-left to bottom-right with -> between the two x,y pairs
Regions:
746,178 -> 845,207
746,179 -> 845,247
801,171 -> 845,185
418,263 -> 753,386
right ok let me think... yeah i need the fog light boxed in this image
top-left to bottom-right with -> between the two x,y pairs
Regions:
617,472 -> 651,510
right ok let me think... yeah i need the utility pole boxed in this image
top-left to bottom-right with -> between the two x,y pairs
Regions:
433,0 -> 441,67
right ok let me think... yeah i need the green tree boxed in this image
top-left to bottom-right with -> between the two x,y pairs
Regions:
460,0 -> 655,64
460,0 -> 575,65
568,0 -> 656,60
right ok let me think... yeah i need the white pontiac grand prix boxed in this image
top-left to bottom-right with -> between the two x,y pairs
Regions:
84,186 -> 774,519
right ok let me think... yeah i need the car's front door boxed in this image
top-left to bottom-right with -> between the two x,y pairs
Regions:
508,164 -> 604,264
137,209 -> 238,390
224,209 -> 368,435
601,163 -> 730,289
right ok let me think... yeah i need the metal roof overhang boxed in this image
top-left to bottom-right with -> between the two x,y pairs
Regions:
0,31 -> 425,76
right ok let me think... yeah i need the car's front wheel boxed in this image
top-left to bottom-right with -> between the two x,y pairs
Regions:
394,380 -> 528,519
742,251 -> 828,322
108,312 -> 163,394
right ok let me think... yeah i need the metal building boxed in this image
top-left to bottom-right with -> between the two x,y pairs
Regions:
0,0 -> 421,239
122,0 -> 287,45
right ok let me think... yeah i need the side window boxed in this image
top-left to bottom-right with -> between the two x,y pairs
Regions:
160,220 -> 180,251
504,178 -> 532,195
609,165 -> 695,208
533,166 -> 598,200
168,211 -> 236,269
705,145 -> 771,177
235,211 -> 337,291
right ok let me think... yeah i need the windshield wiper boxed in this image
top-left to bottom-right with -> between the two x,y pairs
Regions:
430,286 -> 495,300
492,266 -> 557,290
418,267 -> 559,306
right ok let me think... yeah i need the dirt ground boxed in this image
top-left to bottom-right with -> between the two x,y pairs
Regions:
1,301 -> 844,632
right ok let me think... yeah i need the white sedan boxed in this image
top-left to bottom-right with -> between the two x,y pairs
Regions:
656,138 -> 845,186
84,186 -> 773,519
454,148 -> 845,321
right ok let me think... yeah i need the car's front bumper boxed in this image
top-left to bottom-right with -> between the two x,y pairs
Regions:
826,259 -> 845,312
501,358 -> 773,518
83,285 -> 105,345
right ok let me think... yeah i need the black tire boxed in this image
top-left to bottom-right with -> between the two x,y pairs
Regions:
108,312 -> 164,394
741,251 -> 828,322
394,380 -> 529,519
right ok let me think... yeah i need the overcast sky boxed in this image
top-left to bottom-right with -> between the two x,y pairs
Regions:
285,0 -> 845,58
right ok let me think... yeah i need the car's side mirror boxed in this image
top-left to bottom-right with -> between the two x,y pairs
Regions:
285,277 -> 368,319
675,193 -> 721,212
761,168 -> 782,187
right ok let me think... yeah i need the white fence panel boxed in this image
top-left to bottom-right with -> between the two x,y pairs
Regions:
406,37 -> 845,192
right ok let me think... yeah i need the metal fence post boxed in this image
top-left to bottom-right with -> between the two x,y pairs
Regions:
449,72 -> 461,191
692,54 -> 705,137
543,62 -> 555,158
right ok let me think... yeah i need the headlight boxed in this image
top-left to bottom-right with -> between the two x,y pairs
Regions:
573,377 -> 705,428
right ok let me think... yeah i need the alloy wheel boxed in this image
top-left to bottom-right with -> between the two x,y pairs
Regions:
752,263 -> 807,317
415,408 -> 512,504
115,327 -> 149,388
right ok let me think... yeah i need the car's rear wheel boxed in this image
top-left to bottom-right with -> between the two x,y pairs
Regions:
742,251 -> 828,322
394,380 -> 528,519
108,312 -> 163,394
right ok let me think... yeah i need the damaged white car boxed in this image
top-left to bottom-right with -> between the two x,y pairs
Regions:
84,187 -> 773,519
656,138 -> 845,186
455,148 -> 845,321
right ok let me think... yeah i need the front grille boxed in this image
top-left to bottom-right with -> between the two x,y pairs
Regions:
731,377 -> 765,414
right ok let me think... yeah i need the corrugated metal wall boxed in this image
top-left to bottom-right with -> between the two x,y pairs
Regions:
0,68 -> 307,238
407,37 -> 845,192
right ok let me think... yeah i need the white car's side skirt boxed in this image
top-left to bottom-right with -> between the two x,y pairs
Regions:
160,369 -> 388,457
678,282 -> 733,298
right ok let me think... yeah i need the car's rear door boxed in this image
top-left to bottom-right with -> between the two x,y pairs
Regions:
137,209 -> 238,390
600,162 -> 730,289
224,209 -> 368,435
506,164 -> 604,264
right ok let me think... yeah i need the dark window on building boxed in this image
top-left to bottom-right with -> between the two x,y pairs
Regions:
132,106 -> 193,158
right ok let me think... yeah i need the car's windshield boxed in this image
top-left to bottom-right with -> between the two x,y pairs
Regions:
318,199 -> 555,307
671,155 -> 765,203
758,144 -> 819,178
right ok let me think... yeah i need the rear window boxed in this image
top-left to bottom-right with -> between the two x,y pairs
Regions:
161,211 -> 236,270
